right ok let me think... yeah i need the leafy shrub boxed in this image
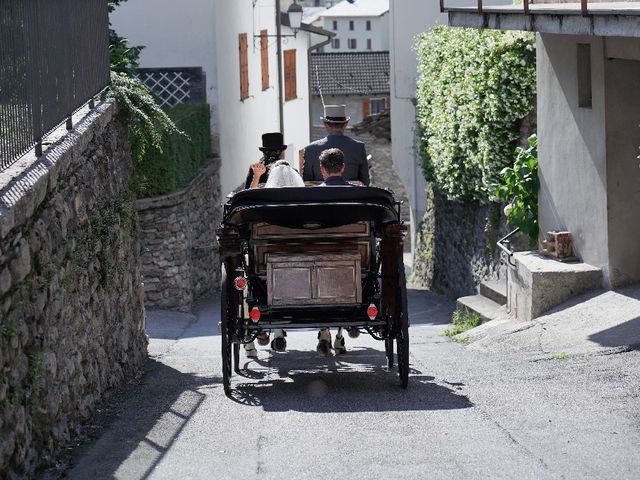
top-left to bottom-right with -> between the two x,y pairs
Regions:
133,104 -> 212,198
494,134 -> 539,246
415,27 -> 536,203
443,309 -> 481,337
108,0 -> 144,75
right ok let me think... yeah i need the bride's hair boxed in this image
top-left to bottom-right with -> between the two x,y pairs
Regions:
265,160 -> 305,188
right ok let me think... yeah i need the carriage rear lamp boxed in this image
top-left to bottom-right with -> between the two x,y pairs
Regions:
367,304 -> 378,320
234,276 -> 247,290
250,307 -> 261,322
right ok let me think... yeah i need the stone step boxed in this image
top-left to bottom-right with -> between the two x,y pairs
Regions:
456,294 -> 503,323
479,279 -> 507,306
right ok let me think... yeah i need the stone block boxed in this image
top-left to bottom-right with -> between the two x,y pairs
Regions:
507,251 -> 603,321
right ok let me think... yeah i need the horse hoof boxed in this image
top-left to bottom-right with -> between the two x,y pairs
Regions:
347,327 -> 360,338
256,332 -> 270,346
271,337 -> 287,352
245,347 -> 258,358
334,336 -> 347,355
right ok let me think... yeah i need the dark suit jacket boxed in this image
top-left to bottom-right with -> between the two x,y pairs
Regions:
303,133 -> 370,185
321,175 -> 354,186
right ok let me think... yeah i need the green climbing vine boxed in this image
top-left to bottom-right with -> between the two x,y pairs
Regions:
415,26 -> 536,203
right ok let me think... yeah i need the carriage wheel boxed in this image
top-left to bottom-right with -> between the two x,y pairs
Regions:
396,261 -> 410,389
385,337 -> 394,369
233,343 -> 241,374
221,263 -> 233,395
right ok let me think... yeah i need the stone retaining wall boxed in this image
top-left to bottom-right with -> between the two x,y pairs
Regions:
412,183 -> 512,297
136,161 -> 221,311
0,101 -> 147,477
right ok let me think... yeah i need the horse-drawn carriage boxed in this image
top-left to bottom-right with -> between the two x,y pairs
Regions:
216,186 -> 409,395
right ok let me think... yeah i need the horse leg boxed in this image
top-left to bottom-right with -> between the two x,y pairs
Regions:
271,328 -> 287,352
334,327 -> 347,354
316,328 -> 332,355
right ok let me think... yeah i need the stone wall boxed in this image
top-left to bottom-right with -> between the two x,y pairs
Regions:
0,101 -> 147,477
412,183 -> 512,297
136,162 -> 221,311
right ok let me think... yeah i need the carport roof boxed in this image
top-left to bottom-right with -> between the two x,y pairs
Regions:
445,2 -> 640,37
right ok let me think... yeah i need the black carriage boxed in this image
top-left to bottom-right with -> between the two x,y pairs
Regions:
216,186 -> 409,395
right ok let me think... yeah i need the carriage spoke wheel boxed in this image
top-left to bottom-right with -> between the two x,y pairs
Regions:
385,337 -> 394,369
233,343 -> 241,374
396,261 -> 410,389
221,263 -> 234,396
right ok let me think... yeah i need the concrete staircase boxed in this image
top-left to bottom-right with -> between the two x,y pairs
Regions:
456,279 -> 507,322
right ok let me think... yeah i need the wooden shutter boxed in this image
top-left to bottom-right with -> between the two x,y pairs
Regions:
239,33 -> 249,100
260,29 -> 269,91
362,99 -> 370,118
284,49 -> 297,101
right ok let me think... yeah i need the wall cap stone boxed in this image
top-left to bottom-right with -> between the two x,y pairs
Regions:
135,160 -> 220,211
0,100 -> 116,240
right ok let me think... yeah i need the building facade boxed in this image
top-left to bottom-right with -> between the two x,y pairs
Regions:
112,0 -> 328,197
320,0 -> 389,52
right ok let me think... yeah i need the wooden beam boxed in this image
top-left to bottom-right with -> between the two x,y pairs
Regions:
477,0 -> 483,13
582,0 -> 588,16
523,0 -> 530,15
440,0 -> 445,13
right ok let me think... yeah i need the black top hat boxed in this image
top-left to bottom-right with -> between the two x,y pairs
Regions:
259,132 -> 287,152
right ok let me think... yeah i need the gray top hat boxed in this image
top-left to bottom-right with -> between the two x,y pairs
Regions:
321,104 -> 350,123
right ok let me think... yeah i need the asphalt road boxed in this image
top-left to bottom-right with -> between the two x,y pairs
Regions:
58,290 -> 640,480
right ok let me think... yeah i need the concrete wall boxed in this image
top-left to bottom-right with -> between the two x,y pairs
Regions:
604,52 -> 640,287
110,0 -> 220,152
0,102 -> 147,477
322,12 -> 389,52
537,33 -> 609,266
537,34 -> 640,287
136,162 -> 221,312
215,0 -> 311,196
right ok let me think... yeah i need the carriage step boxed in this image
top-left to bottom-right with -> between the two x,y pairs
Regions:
478,279 -> 507,306
456,294 -> 503,323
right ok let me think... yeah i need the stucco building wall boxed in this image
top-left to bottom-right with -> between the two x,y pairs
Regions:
537,33 -> 640,287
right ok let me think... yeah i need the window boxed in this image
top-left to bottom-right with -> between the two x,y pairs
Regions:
348,38 -> 357,50
332,20 -> 338,30
260,29 -> 269,91
284,49 -> 297,101
239,33 -> 249,100
349,20 -> 354,30
370,98 -> 386,115
366,20 -> 371,30
577,43 -> 592,108
332,38 -> 340,49
366,39 -> 372,50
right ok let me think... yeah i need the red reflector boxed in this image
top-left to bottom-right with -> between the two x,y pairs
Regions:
234,277 -> 247,290
367,304 -> 378,320
250,307 -> 261,322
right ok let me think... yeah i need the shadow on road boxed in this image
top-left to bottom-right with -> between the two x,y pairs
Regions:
227,347 -> 471,413
58,359 -> 218,480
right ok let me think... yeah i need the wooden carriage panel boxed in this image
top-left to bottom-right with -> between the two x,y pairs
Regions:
267,253 -> 361,306
252,222 -> 370,239
254,242 -> 370,275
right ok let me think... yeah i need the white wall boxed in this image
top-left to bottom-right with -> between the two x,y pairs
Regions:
215,0 -> 311,196
389,0 -> 515,254
323,13 -> 389,52
110,0 -> 220,151
537,34 -> 609,268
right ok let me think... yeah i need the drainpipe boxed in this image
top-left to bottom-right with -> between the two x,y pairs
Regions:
276,0 -> 285,133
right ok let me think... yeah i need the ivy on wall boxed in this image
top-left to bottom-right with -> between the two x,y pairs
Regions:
133,104 -> 212,198
415,27 -> 536,203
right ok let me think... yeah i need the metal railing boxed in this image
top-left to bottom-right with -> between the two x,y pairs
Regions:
0,0 -> 110,171
440,0 -> 591,17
